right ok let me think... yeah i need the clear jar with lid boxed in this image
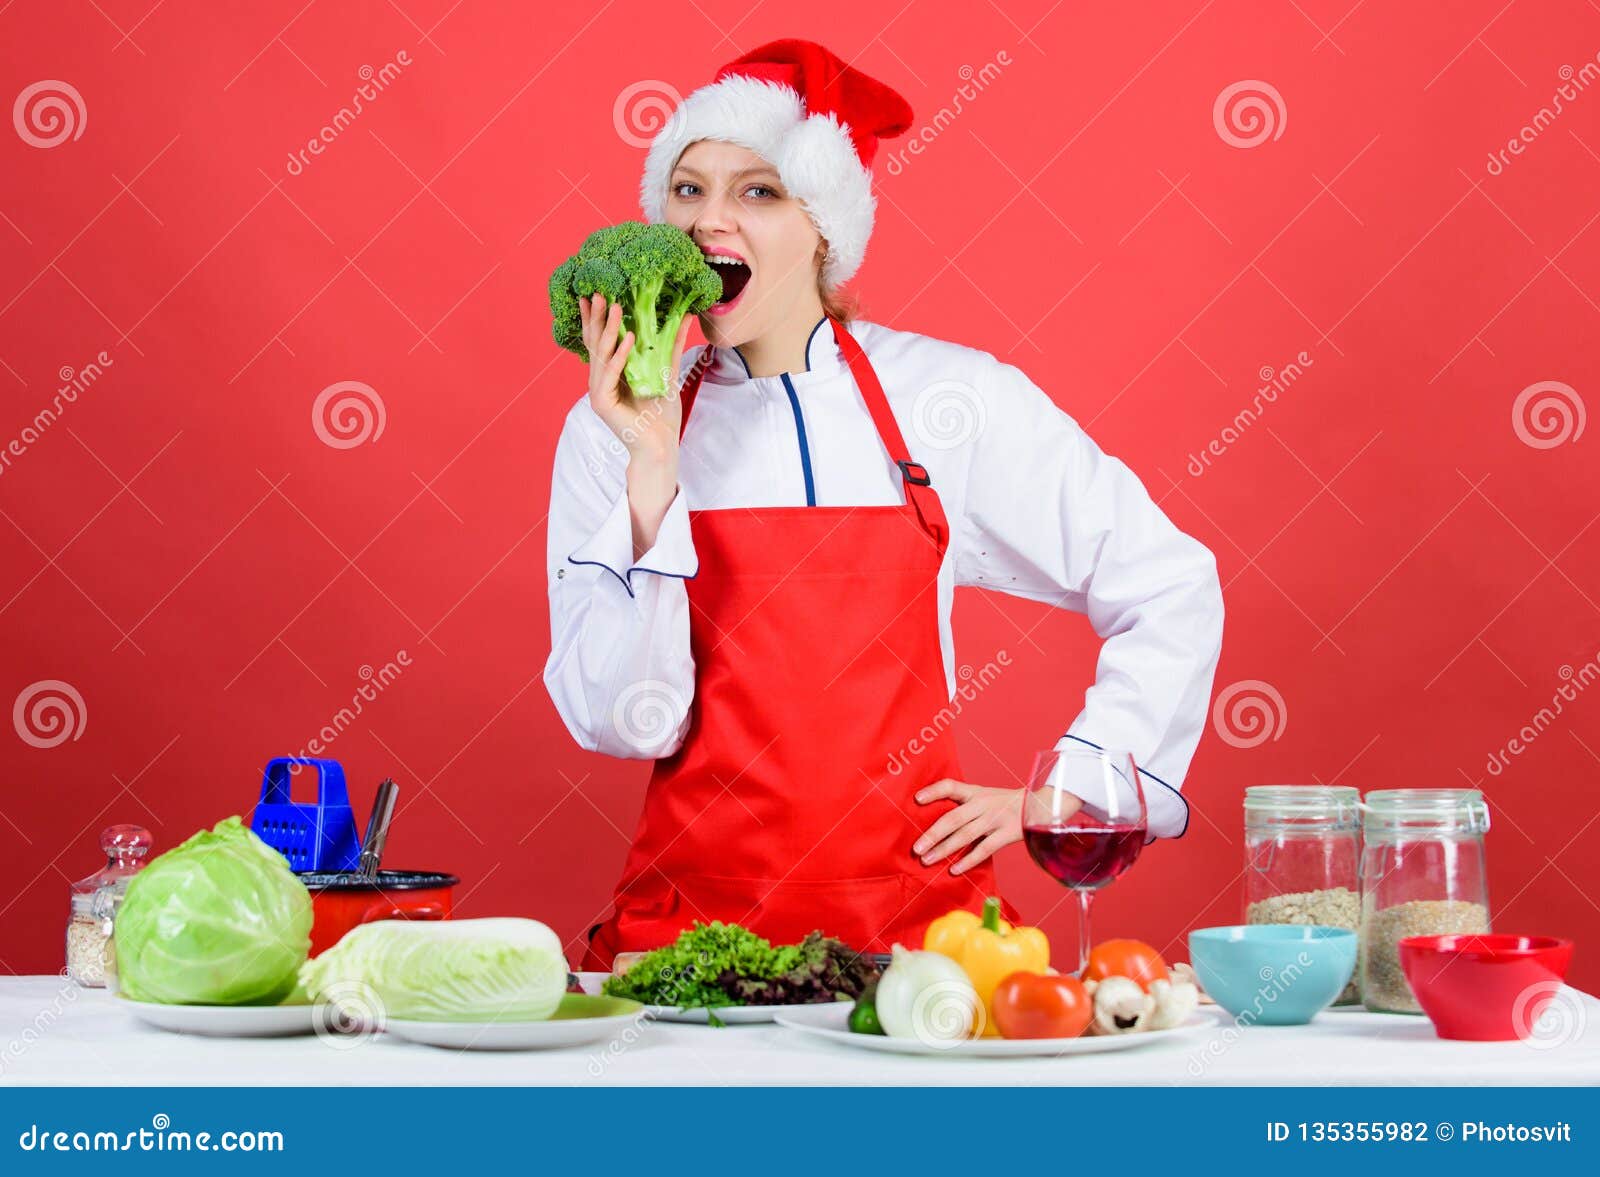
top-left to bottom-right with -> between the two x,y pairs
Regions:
1243,785 -> 1362,1003
66,824 -> 152,988
1360,789 -> 1491,1013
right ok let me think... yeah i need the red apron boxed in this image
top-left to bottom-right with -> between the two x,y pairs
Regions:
584,317 -> 1012,970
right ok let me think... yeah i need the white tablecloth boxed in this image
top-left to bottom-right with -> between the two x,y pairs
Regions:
2,978 -> 1596,1086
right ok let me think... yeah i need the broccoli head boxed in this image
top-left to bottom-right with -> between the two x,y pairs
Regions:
549,221 -> 723,399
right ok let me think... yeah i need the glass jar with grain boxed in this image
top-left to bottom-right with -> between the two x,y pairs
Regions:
1243,785 -> 1362,1004
1359,789 -> 1491,1013
66,824 -> 152,988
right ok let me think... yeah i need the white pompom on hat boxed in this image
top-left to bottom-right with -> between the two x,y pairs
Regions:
638,39 -> 913,290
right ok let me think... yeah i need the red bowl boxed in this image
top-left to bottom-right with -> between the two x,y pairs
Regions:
1398,934 -> 1574,1041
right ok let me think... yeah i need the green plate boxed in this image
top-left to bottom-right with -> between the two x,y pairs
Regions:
551,992 -> 643,1020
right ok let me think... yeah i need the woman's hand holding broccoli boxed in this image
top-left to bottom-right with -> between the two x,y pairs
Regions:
579,291 -> 692,559
555,222 -> 724,559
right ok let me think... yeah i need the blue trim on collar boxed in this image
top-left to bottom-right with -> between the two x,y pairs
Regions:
1059,733 -> 1191,840
802,315 -> 828,371
728,315 -> 831,379
780,373 -> 817,507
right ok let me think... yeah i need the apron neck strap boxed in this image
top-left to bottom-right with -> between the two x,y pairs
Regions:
677,318 -> 948,546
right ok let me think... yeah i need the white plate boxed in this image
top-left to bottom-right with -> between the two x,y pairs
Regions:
775,1002 -> 1215,1057
117,996 -> 320,1038
575,971 -> 849,1024
382,994 -> 644,1051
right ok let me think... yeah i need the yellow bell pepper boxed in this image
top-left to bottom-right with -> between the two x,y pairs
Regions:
924,897 -> 1050,1036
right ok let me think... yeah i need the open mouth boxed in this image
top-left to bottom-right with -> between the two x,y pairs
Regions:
704,253 -> 752,311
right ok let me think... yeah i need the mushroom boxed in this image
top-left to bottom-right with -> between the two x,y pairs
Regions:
1145,975 -> 1200,1030
1169,961 -> 1210,1002
1084,975 -> 1153,1035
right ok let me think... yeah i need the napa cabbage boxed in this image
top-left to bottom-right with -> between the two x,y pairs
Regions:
299,918 -> 568,1022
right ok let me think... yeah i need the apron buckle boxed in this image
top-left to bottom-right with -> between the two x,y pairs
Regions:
897,459 -> 932,487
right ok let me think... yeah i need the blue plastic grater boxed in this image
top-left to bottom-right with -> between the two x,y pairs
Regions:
250,757 -> 362,872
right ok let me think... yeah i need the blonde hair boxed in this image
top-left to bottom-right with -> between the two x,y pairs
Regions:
821,281 -> 858,324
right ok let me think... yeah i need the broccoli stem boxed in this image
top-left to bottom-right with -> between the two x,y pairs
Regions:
620,271 -> 672,399
622,273 -> 691,399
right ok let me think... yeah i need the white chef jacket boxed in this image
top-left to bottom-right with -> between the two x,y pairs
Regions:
542,317 -> 1224,839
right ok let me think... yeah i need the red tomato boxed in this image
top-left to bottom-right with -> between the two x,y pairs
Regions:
990,971 -> 1093,1040
1083,939 -> 1169,990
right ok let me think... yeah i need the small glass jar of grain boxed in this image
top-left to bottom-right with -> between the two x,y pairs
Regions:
1360,789 -> 1491,1013
1244,786 -> 1362,1004
66,824 -> 152,988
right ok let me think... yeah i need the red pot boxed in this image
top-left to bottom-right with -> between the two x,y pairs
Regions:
301,870 -> 460,957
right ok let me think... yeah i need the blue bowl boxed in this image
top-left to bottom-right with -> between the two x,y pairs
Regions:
1188,926 -> 1357,1025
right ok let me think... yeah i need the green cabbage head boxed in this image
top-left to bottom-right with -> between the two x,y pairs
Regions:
300,918 -> 567,1022
114,816 -> 312,1005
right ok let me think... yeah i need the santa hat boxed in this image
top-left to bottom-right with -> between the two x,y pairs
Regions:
639,39 -> 913,290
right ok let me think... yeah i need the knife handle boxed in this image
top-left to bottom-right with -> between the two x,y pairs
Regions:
358,778 -> 399,878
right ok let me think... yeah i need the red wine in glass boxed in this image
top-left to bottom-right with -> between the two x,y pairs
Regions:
1021,747 -> 1148,975
1023,825 -> 1145,889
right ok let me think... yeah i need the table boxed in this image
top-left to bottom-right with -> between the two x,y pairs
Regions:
2,978 -> 1597,1085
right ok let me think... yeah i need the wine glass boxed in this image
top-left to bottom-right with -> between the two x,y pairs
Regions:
1021,745 -> 1148,977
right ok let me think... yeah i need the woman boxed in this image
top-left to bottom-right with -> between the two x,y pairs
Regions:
544,40 -> 1224,970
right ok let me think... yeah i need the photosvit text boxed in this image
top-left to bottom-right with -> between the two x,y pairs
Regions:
1265,1121 -> 1573,1143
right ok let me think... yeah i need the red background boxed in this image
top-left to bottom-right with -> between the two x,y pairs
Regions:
2,1 -> 1598,991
